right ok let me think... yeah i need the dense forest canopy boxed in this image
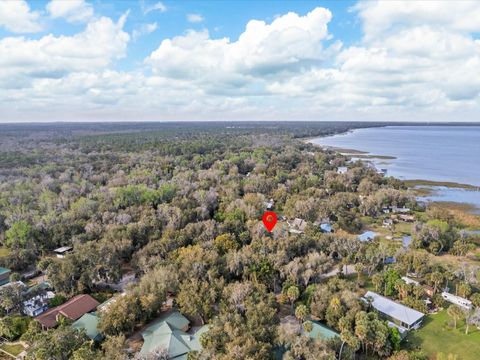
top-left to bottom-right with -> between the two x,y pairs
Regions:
0,122 -> 479,360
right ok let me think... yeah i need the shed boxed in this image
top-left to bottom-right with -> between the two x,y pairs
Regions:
53,246 -> 73,258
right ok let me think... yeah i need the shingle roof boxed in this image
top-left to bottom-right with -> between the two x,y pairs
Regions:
35,294 -> 100,328
365,291 -> 424,326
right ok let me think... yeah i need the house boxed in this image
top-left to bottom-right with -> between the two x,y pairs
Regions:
399,214 -> 415,222
391,206 -> 411,214
337,166 -> 348,174
382,207 -> 391,214
97,293 -> 127,312
23,290 -> 55,317
35,294 -> 100,329
384,256 -> 396,265
304,320 -> 339,340
140,311 -> 209,358
265,199 -> 274,211
319,223 -> 333,233
357,231 -> 377,242
0,267 -> 11,286
365,291 -> 425,330
53,246 -> 73,258
383,219 -> 394,228
441,292 -> 473,310
72,313 -> 103,342
288,218 -> 307,234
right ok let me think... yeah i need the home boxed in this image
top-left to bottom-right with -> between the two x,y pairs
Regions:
288,218 -> 307,234
23,290 -> 55,317
357,231 -> 377,242
35,294 -> 100,329
391,206 -> 411,214
384,256 -> 396,265
140,311 -> 209,358
399,214 -> 415,222
0,267 -> 11,286
72,313 -> 103,342
441,292 -> 473,310
264,199 -> 274,211
383,219 -> 394,228
364,291 -> 425,330
304,320 -> 339,340
53,246 -> 73,258
320,223 -> 333,233
337,166 -> 348,174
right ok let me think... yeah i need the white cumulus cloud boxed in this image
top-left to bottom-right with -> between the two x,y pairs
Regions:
0,0 -> 42,33
46,0 -> 94,23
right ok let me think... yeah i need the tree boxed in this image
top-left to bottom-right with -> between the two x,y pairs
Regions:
101,335 -> 128,360
177,278 -> 218,325
286,286 -> 300,315
294,304 -> 308,324
447,305 -> 464,329
457,282 -> 472,298
5,220 -> 32,248
470,293 -> 480,308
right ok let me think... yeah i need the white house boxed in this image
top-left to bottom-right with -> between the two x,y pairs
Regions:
337,166 -> 348,174
401,277 -> 420,286
23,291 -> 55,317
365,291 -> 425,330
441,292 -> 473,310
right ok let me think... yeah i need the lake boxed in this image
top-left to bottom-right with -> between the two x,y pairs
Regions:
310,125 -> 480,211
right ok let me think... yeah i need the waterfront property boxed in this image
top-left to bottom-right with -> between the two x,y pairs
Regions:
0,267 -> 11,286
35,294 -> 100,329
140,311 -> 208,359
365,291 -> 425,330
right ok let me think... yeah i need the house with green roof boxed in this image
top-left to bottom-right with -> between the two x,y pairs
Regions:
140,311 -> 209,359
0,267 -> 11,286
304,320 -> 339,340
72,313 -> 103,342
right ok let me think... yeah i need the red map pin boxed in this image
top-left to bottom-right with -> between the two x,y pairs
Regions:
262,211 -> 278,232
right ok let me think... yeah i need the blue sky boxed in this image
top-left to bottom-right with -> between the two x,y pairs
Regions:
1,1 -> 480,122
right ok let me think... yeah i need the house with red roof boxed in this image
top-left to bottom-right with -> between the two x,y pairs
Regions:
35,294 -> 100,329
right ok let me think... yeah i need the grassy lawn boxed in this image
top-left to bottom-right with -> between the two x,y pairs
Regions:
0,247 -> 10,257
0,343 -> 25,357
404,310 -> 480,359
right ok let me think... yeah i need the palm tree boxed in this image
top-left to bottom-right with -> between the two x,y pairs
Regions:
295,304 -> 308,324
286,285 -> 300,315
447,305 -> 464,329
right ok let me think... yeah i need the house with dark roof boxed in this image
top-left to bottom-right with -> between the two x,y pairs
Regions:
35,294 -> 100,329
140,311 -> 208,359
0,267 -> 11,286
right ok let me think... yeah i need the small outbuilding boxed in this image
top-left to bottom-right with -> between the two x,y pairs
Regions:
441,292 -> 473,310
53,246 -> 73,258
0,267 -> 11,286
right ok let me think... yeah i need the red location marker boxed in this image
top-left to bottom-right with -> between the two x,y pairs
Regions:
262,211 -> 278,232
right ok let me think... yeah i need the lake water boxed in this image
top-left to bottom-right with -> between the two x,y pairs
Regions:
311,125 -> 480,211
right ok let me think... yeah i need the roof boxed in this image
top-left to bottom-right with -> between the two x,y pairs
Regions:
365,291 -> 424,326
72,313 -> 103,341
320,223 -> 333,233
140,312 -> 206,358
358,231 -> 377,242
35,294 -> 100,328
53,246 -> 73,253
305,321 -> 339,340
0,267 -> 11,275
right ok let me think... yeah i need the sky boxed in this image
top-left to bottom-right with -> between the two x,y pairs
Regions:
1,0 -> 480,122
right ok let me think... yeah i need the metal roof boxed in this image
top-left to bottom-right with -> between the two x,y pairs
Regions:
365,291 -> 424,326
